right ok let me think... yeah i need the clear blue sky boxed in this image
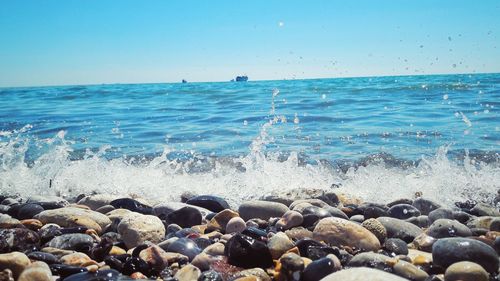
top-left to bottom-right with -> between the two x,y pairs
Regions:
1,0 -> 499,87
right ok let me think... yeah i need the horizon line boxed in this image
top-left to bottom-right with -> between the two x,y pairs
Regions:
1,71 -> 499,90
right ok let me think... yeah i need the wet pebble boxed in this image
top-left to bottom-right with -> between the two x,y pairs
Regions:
238,200 -> 289,221
27,251 -> 58,264
384,238 -> 408,255
46,233 -> 93,252
186,195 -> 230,213
109,198 -> 153,215
166,206 -> 202,228
427,218 -> 472,238
224,233 -> 273,269
388,204 -> 421,219
167,238 -> 201,261
444,261 -> 489,281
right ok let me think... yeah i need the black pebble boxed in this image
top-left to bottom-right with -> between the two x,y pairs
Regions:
186,195 -> 230,213
109,198 -> 152,214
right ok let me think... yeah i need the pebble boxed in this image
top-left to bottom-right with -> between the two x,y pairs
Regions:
225,217 -> 246,234
444,261 -> 489,281
198,270 -> 223,281
262,188 -> 340,207
276,210 -> 303,230
174,264 -> 201,281
117,212 -> 165,248
0,214 -> 23,228
388,204 -> 421,219
47,233 -> 93,251
27,251 -> 58,264
267,232 -> 295,259
412,198 -> 441,215
207,209 -> 240,233
0,228 -> 40,253
77,194 -> 121,210
165,206 -> 202,228
18,261 -> 52,281
428,208 -> 454,223
153,202 -> 211,219
138,245 -> 170,272
185,195 -> 230,213
278,252 -> 304,281
63,268 -> 120,281
313,217 -> 380,251
16,203 -> 44,219
426,218 -> 472,238
384,238 -> 408,255
432,237 -> 499,272
405,215 -> 430,228
0,252 -> 31,279
225,233 -> 273,269
166,238 -> 201,261
377,216 -> 423,242
109,198 -> 153,215
392,260 -> 429,281
60,252 -> 93,266
361,218 -> 387,243
302,256 -> 340,281
348,252 -> 393,270
26,195 -> 69,209
35,207 -> 111,233
470,203 -> 500,217
238,200 -> 289,221
320,267 -> 409,281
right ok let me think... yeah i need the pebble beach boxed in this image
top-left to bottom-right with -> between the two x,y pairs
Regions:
0,189 -> 499,281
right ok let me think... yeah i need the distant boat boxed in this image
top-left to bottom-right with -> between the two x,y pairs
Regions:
182,79 -> 187,83
235,76 -> 248,82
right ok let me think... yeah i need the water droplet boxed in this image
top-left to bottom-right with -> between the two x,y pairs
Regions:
293,113 -> 300,124
321,94 -> 326,99
443,94 -> 449,100
278,21 -> 284,27
243,120 -> 248,126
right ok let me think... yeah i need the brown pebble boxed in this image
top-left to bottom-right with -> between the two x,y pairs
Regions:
20,219 -> 43,230
130,272 -> 148,279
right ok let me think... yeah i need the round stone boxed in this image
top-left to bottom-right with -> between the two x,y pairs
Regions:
432,237 -> 499,273
444,261 -> 489,281
302,256 -> 340,281
276,210 -> 303,230
361,218 -> 387,243
225,217 -> 246,234
412,198 -> 441,215
427,219 -> 472,238
224,233 -> 273,269
117,212 -> 165,249
384,238 -> 408,255
166,206 -> 202,228
239,200 -> 289,221
35,207 -> 111,234
268,232 -> 295,259
0,252 -> 31,279
186,195 -> 230,213
313,217 -> 380,251
388,204 -> 421,219
47,233 -> 93,251
17,203 -> 44,220
428,208 -> 453,223
376,217 -> 423,243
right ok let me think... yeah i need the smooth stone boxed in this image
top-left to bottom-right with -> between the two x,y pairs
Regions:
407,249 -> 433,266
313,217 -> 380,251
388,204 -> 421,219
173,264 -> 201,281
39,224 -> 63,244
27,251 -> 58,264
388,198 -> 413,207
0,197 -> 18,206
117,212 -> 165,248
470,203 -> 500,217
319,267 -> 408,281
0,228 -> 40,253
186,195 -> 230,213
361,218 -> 387,243
452,211 -> 473,224
432,237 -> 499,272
207,209 -> 240,233
153,202 -> 211,219
384,238 -> 408,255
60,252 -> 92,266
21,218 -> 44,230
428,208 -> 454,223
268,232 -> 295,259
491,218 -> 500,231
35,207 -> 111,233
392,260 -> 429,281
238,200 -> 289,221
285,227 -> 313,240
17,203 -> 44,220
350,215 -> 365,223
48,264 -> 88,278
405,215 -> 429,228
138,245 -> 170,272
0,214 -> 23,228
444,261 -> 489,281
167,238 -> 201,261
262,188 -> 340,207
95,205 -> 115,214
109,198 -> 152,215
225,233 -> 273,269
427,219 -> 472,238
276,210 -> 303,230
47,233 -> 93,251
63,268 -> 120,281
302,256 -> 339,281
198,270 -> 223,281
377,217 -> 423,243
412,233 -> 437,252
41,247 -> 75,258
466,216 -> 495,229
412,198 -> 441,215
278,253 -> 304,281
348,252 -> 393,270
359,203 -> 389,219
166,206 -> 202,228
77,194 -> 121,210
302,206 -> 332,219
203,242 -> 225,256
18,261 -> 52,281
225,217 -> 246,234
0,252 -> 31,279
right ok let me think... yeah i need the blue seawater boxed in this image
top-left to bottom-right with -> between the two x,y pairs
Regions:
0,74 -> 499,206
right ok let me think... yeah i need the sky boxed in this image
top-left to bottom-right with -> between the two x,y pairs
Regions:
0,0 -> 499,87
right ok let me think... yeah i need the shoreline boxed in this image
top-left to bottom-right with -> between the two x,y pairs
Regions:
0,189 -> 499,280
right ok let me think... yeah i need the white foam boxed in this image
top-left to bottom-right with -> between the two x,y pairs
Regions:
1,128 -> 499,208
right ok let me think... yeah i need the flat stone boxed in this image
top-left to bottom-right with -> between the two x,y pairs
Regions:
46,233 -> 93,251
0,214 -> 23,228
35,207 -> 111,233
239,200 -> 289,221
261,188 -> 340,207
377,217 -> 423,243
432,237 -> 499,272
444,261 -> 489,281
427,219 -> 472,238
471,203 -> 500,217
153,202 -> 211,218
348,252 -> 393,270
313,217 -> 380,251
0,252 -> 31,279
26,195 -> 68,209
203,242 -> 225,256
186,195 -> 230,213
392,260 -> 429,281
16,203 -> 44,219
60,252 -> 93,266
117,212 -> 165,248
319,267 -> 409,281
166,206 -> 202,228
27,251 -> 58,264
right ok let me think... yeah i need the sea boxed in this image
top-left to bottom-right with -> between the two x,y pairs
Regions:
1,73 -> 499,207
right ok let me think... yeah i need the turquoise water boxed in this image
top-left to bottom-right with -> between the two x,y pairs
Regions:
0,74 -> 499,206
